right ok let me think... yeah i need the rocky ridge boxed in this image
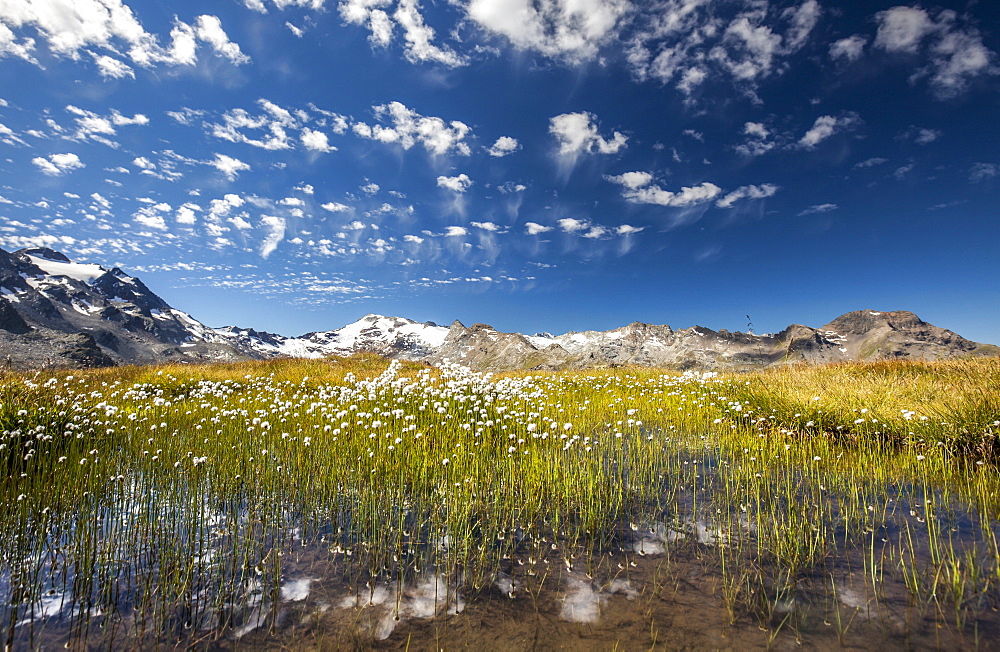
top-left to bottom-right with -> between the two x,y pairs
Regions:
0,247 -> 996,371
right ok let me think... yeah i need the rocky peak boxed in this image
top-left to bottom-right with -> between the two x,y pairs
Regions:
16,247 -> 71,263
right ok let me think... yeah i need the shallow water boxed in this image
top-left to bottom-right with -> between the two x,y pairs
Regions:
5,451 -> 1000,651
17,544 -> 988,651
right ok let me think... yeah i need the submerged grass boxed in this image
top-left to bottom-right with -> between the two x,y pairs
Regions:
0,355 -> 998,648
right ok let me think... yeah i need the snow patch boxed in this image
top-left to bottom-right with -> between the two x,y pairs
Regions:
27,256 -> 107,284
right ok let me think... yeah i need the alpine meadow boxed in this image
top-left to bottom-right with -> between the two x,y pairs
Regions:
2,0 -> 1000,648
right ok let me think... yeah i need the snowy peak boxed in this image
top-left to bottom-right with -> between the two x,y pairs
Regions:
0,247 -> 241,368
2,248 -> 996,371
216,313 -> 450,361
19,247 -> 72,264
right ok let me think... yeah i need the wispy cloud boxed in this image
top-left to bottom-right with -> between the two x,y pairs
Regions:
797,203 -> 837,216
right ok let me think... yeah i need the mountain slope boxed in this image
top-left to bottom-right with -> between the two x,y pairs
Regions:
213,314 -> 449,360
1,247 -> 996,370
0,247 -> 246,368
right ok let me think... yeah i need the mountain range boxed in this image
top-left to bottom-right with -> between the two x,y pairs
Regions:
1,247 -> 997,371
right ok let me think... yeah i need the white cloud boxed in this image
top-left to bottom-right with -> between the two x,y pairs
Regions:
339,0 -> 465,66
615,224 -> 644,235
394,0 -> 466,67
550,112 -> 627,160
176,204 -> 198,224
498,181 -> 527,194
913,128 -> 940,145
194,15 -> 250,64
286,22 -> 304,38
605,171 -> 652,189
525,222 -> 552,235
797,203 -> 837,216
829,35 -> 866,62
606,171 -> 721,207
715,183 -> 779,208
0,22 -> 37,63
487,136 -> 520,157
32,152 -> 84,176
467,0 -> 628,63
403,234 -> 424,243
301,127 -> 335,152
969,163 -> 998,183
133,156 -> 155,170
627,0 -> 821,98
854,157 -> 887,168
711,15 -> 783,83
90,192 -> 111,209
260,214 -> 286,258
893,163 -> 914,180
242,0 -> 325,11
471,221 -> 501,231
929,22 -> 995,98
798,113 -> 860,149
368,9 -> 393,46
340,0 -> 392,45
353,101 -> 472,156
133,203 -> 170,230
62,105 -> 148,146
321,202 -> 351,212
874,6 -> 934,54
0,121 -> 26,146
782,0 -> 820,51
743,121 -> 769,139
92,53 -> 134,78
557,217 -> 588,233
436,173 -> 472,193
229,214 -> 252,230
361,182 -> 380,195
208,194 -> 245,221
209,99 -> 298,151
874,7 -> 997,99
444,226 -> 468,236
112,111 -> 148,126
735,121 -> 776,157
210,154 -> 250,180
0,2 -> 249,71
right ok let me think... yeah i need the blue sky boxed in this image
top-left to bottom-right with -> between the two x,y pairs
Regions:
1,0 -> 998,343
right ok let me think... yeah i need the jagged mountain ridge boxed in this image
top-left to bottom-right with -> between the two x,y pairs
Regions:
0,247 -> 242,368
0,247 -> 996,370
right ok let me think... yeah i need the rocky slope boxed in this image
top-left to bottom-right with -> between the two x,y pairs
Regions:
1,247 -> 996,371
0,247 -> 244,368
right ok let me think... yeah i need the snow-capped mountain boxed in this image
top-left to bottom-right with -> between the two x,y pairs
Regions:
1,247 -> 996,370
212,314 -> 449,360
0,247 -> 239,368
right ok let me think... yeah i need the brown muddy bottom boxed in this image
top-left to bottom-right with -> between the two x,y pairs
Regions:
206,548 -> 994,651
19,535 -> 987,652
